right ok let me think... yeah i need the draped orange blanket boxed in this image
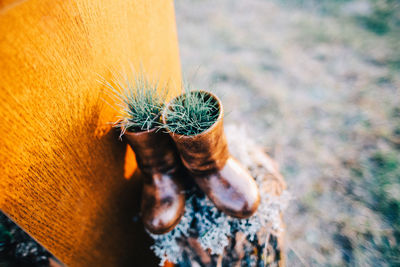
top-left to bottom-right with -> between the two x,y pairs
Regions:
0,0 -> 181,265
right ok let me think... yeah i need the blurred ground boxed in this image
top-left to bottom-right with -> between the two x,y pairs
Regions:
175,0 -> 400,266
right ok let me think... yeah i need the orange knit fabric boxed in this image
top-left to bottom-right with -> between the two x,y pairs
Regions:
0,0 -> 181,265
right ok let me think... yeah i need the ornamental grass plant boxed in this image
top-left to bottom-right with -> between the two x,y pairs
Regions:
164,90 -> 220,136
104,71 -> 167,134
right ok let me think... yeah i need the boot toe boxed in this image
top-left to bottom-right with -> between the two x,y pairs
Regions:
209,181 -> 260,219
223,190 -> 259,218
141,175 -> 186,234
143,196 -> 185,234
195,158 -> 260,219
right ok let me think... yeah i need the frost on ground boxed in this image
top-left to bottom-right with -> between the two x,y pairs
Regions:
149,124 -> 290,266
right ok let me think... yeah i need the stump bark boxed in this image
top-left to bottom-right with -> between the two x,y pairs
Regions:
176,151 -> 286,267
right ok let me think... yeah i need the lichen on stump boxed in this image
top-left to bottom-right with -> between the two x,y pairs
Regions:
149,124 -> 289,266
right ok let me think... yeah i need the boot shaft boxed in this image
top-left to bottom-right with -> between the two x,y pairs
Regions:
163,91 -> 229,175
169,117 -> 230,175
124,128 -> 179,177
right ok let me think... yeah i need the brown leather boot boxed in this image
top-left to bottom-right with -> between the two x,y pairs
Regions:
162,91 -> 260,218
124,128 -> 185,234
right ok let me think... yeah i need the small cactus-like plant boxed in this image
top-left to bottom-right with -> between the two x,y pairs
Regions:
164,90 -> 220,136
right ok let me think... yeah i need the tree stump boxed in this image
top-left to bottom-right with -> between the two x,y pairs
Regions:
151,125 -> 289,267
